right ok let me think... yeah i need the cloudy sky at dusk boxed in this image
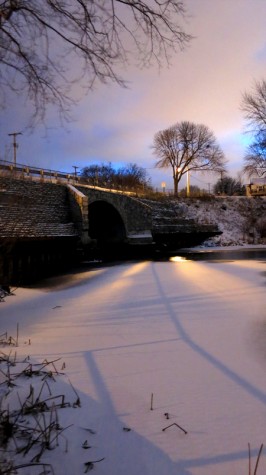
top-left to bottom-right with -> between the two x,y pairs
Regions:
1,0 -> 266,191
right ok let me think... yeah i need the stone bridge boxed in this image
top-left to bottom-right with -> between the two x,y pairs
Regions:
0,175 -> 220,283
68,183 -> 221,249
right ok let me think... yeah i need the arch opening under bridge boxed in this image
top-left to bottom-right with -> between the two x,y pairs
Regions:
88,200 -> 126,245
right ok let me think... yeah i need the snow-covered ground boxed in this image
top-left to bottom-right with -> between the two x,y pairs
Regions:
171,196 -> 266,247
1,251 -> 266,475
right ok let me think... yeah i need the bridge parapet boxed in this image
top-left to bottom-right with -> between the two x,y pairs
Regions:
67,184 -> 90,245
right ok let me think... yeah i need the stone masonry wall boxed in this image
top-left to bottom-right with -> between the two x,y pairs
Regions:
0,177 -> 77,238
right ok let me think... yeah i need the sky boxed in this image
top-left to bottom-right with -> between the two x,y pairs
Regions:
0,0 -> 266,191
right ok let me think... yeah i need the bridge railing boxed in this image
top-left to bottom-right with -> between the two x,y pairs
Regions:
0,159 -> 150,196
0,159 -> 79,183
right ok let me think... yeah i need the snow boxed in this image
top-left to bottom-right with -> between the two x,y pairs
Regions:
1,251 -> 266,474
170,196 -> 266,247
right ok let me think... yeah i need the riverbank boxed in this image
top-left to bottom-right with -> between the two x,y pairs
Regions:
171,195 -> 266,247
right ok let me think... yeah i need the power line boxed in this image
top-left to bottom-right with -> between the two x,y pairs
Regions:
190,174 -> 206,183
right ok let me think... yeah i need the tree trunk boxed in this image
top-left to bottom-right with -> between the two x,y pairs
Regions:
173,176 -> 178,196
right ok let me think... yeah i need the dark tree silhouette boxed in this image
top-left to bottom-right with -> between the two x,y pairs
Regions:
242,80 -> 266,177
213,176 -> 245,196
81,163 -> 115,187
80,162 -> 151,191
115,163 -> 151,190
0,0 -> 192,122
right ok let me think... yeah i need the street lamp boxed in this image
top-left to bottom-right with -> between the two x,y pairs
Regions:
176,167 -> 181,196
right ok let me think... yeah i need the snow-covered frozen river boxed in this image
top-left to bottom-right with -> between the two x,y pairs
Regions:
1,249 -> 266,474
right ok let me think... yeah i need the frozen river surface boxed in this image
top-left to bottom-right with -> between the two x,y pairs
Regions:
1,250 -> 266,474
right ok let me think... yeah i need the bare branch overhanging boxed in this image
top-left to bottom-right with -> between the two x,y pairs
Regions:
0,0 -> 192,123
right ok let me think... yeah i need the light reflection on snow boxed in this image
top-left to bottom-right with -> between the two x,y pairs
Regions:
169,256 -> 190,263
121,261 -> 149,277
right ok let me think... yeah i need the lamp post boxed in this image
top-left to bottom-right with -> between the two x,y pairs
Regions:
186,167 -> 190,197
175,167 -> 181,196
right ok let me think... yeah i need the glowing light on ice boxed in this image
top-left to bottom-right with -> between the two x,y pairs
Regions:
169,256 -> 190,263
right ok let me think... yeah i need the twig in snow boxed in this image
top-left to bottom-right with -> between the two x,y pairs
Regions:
82,440 -> 91,449
81,427 -> 96,434
0,462 -> 55,475
0,349 -> 17,366
248,443 -> 264,475
0,366 -> 16,387
68,379 -> 81,407
0,330 -> 17,347
16,323 -> 19,347
248,443 -> 251,475
150,392 -> 154,411
162,422 -> 187,435
84,458 -> 105,473
254,444 -> 264,475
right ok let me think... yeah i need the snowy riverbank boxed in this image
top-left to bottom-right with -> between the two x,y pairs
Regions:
168,196 -> 266,247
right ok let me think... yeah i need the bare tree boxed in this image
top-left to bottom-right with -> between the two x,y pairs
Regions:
80,161 -> 151,191
81,163 -> 115,187
0,0 -> 192,122
243,138 -> 266,178
242,80 -> 266,133
242,80 -> 266,177
153,121 -> 226,195
115,162 -> 151,190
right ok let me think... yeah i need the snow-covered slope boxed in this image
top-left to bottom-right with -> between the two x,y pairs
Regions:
155,196 -> 266,247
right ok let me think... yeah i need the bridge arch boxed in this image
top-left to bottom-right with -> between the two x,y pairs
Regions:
88,200 -> 126,244
68,184 -> 154,246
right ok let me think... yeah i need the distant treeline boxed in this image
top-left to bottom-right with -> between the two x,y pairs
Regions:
80,162 -> 152,191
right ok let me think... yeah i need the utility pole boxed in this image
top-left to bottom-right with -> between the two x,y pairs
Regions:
8,132 -> 22,167
72,165 -> 79,180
